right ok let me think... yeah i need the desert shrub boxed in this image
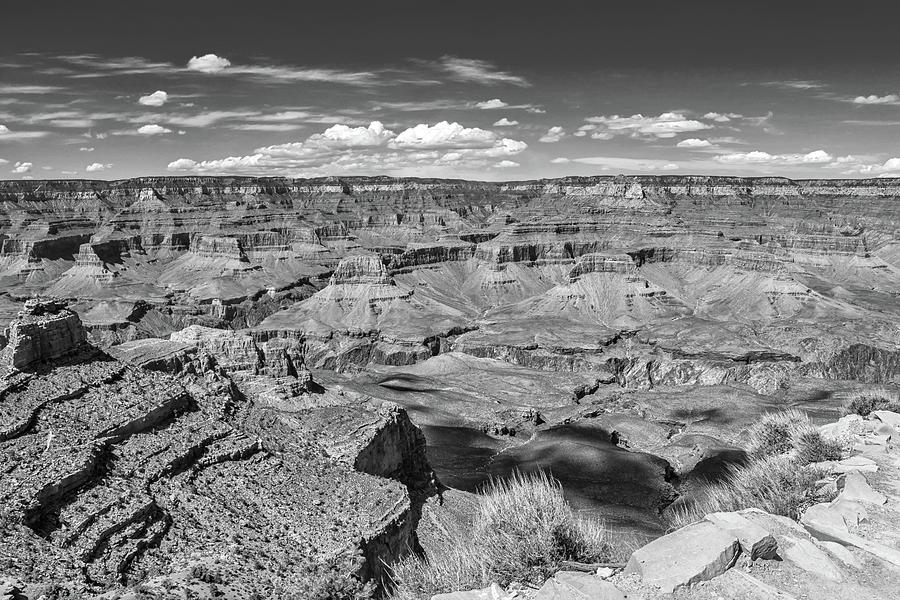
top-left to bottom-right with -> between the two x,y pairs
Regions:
793,424 -> 844,464
668,454 -> 831,530
389,470 -> 611,599
844,388 -> 900,417
746,409 -> 810,458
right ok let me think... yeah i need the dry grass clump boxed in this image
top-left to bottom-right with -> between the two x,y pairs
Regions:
844,388 -> 900,417
668,454 -> 831,530
669,409 -> 841,530
746,409 -> 810,458
389,471 -> 611,600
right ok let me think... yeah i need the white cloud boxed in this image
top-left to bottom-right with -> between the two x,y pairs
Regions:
476,99 -> 508,109
230,123 -> 305,132
585,112 -> 712,139
661,163 -> 680,171
539,126 -> 565,143
677,138 -> 713,148
137,124 -> 172,135
0,159 -> 7,165
714,150 -> 833,165
493,117 -> 519,127
832,156 -> 900,177
703,112 -> 742,122
0,84 -> 65,94
550,157 -> 570,164
11,161 -> 32,174
391,121 -> 495,149
494,160 -> 519,168
138,90 -> 169,107
85,162 -> 111,172
79,147 -> 95,152
852,94 -> 900,105
167,120 -> 527,176
761,80 -> 825,90
251,111 -> 313,122
187,54 -> 231,73
438,56 -> 530,87
0,124 -> 50,140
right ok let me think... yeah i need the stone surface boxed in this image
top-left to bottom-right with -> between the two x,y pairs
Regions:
533,571 -> 627,600
839,471 -> 887,505
872,410 -> 900,428
432,583 -> 507,600
625,520 -> 740,593
705,511 -> 778,560
780,538 -> 844,582
819,541 -> 863,569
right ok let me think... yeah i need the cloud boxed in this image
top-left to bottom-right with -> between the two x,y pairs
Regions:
79,147 -> 95,152
438,56 -> 530,87
0,124 -> 50,140
11,161 -> 32,174
187,54 -> 231,73
494,160 -> 519,168
186,53 -> 377,85
493,117 -> 519,127
550,157 -> 570,164
0,159 -> 7,165
230,123 -> 305,132
59,54 -> 175,77
538,126 -> 565,143
760,80 -> 825,90
139,90 -> 169,107
133,110 -> 260,128
830,156 -> 900,177
0,84 -> 64,94
703,112 -> 742,122
677,138 -> 713,148
852,94 -> 900,105
475,99 -> 508,109
168,120 -> 527,176
137,124 -> 173,135
391,121 -> 494,149
85,162 -> 111,172
585,112 -> 712,139
714,150 -> 833,165
316,121 -> 395,147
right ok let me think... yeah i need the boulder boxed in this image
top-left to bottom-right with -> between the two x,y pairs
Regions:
780,537 -> 843,582
820,414 -> 866,440
871,410 -> 900,429
533,571 -> 626,600
801,503 -> 850,539
838,471 -> 887,505
832,456 -> 878,474
625,520 -> 740,593
0,299 -> 89,370
705,511 -> 778,559
819,541 -> 863,569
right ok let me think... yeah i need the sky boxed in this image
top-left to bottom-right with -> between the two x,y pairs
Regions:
1,1 -> 899,181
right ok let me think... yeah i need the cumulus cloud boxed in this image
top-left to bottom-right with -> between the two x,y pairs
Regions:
438,56 -> 530,87
852,94 -> 900,105
550,157 -> 571,164
539,126 -> 565,143
703,112 -> 742,122
831,156 -> 900,177
677,138 -> 713,148
167,120 -> 527,176
138,90 -> 169,107
137,124 -> 173,135
187,54 -> 231,73
714,150 -> 833,165
494,160 -> 519,168
391,121 -> 495,149
585,112 -> 712,139
85,162 -> 111,172
493,117 -> 519,127
475,99 -> 508,109
79,147 -> 94,152
11,161 -> 32,174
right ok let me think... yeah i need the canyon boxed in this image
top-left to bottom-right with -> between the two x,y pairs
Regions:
1,175 -> 900,595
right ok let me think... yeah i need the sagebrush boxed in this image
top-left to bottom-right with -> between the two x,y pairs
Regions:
844,388 -> 900,417
389,470 -> 612,599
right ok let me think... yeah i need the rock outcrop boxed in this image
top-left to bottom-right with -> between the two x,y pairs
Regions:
0,300 -> 90,371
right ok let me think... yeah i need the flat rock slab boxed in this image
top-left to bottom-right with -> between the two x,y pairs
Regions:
801,503 -> 849,538
781,537 -> 843,582
840,471 -> 887,505
872,410 -> 900,429
833,456 -> 879,474
819,541 -> 863,569
706,511 -> 778,560
625,520 -> 739,593
533,571 -> 627,600
709,569 -> 798,599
